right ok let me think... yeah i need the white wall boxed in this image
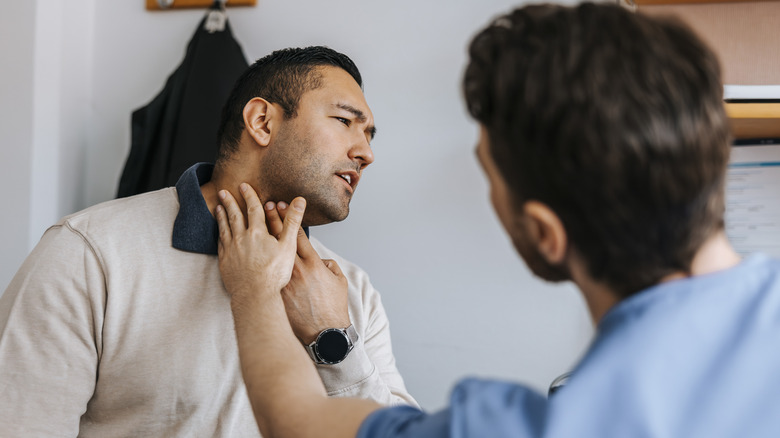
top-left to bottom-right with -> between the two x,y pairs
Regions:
2,0 -> 593,411
0,0 -> 94,293
0,1 -> 35,290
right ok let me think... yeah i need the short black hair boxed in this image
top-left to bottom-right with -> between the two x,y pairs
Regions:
464,3 -> 731,297
216,46 -> 362,160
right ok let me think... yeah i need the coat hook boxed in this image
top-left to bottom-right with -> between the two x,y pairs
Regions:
157,0 -> 174,9
205,1 -> 228,33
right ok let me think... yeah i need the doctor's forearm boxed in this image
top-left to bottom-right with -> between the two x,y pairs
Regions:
231,292 -> 381,438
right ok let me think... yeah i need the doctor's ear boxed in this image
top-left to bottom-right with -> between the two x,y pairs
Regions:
522,201 -> 568,264
242,98 -> 278,147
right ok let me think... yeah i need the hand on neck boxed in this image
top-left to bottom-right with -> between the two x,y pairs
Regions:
201,167 -> 258,219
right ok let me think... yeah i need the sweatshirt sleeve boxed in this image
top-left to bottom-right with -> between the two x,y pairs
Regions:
0,222 -> 106,437
309,238 -> 418,407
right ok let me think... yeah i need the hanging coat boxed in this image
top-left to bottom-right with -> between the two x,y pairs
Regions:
117,11 -> 249,198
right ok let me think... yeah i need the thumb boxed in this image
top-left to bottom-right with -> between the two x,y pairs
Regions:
279,197 -> 306,247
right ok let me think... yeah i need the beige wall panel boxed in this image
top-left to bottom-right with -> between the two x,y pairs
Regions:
640,2 -> 780,85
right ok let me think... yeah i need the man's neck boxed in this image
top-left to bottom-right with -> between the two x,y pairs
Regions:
201,166 -> 257,219
573,230 -> 741,324
687,230 -> 741,277
200,180 -> 221,218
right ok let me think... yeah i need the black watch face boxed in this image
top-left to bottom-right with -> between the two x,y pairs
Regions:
316,329 -> 349,363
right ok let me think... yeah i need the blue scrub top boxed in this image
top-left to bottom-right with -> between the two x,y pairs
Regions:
359,254 -> 780,438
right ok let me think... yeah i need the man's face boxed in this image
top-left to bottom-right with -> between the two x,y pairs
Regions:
476,127 -> 570,282
259,66 -> 376,227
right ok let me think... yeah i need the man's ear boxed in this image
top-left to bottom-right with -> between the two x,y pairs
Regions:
522,201 -> 568,264
242,97 -> 277,148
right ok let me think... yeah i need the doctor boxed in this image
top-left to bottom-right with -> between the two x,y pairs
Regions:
216,3 -> 780,438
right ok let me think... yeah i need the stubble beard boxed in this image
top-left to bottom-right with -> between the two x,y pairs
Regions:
260,128 -> 352,227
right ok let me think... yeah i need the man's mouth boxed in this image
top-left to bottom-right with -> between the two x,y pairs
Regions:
336,171 -> 359,191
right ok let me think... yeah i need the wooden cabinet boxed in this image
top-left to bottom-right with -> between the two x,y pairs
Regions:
726,101 -> 780,139
634,0 -> 780,139
636,0 -> 780,85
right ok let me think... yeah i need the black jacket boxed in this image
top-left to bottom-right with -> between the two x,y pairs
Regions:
117,12 -> 248,198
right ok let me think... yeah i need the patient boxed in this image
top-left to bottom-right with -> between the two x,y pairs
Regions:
216,3 -> 780,437
0,46 -> 415,436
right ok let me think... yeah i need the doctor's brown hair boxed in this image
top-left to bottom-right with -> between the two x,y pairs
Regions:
463,3 -> 731,297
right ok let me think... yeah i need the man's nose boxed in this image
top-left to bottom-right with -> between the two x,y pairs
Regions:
349,136 -> 374,168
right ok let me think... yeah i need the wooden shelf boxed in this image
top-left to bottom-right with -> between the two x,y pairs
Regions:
725,102 -> 780,139
146,0 -> 256,10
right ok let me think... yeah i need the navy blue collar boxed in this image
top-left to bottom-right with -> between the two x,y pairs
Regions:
173,163 -> 219,254
172,163 -> 309,255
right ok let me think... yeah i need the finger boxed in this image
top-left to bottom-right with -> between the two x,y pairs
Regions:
296,226 -> 319,261
238,183 -> 267,230
215,204 -> 231,248
322,259 -> 344,277
277,202 -> 288,221
218,189 -> 246,233
279,197 -> 306,249
264,201 -> 284,238
277,202 -> 318,261
274,203 -> 304,264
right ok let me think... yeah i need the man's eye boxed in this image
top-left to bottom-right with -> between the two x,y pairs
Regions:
335,117 -> 351,126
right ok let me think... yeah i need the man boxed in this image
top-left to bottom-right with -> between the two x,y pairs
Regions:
215,3 -> 780,438
0,46 -> 415,436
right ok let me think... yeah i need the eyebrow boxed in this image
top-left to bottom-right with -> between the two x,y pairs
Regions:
335,103 -> 377,139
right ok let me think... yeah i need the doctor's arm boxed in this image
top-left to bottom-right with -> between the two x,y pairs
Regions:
216,184 -> 382,438
268,202 -> 416,407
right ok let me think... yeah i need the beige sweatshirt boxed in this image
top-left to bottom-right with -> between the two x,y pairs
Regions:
0,185 -> 415,437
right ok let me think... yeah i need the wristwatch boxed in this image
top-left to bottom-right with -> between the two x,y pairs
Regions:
305,325 -> 358,365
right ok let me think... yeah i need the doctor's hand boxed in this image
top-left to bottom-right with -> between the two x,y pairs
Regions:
267,201 -> 351,345
215,183 -> 306,310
